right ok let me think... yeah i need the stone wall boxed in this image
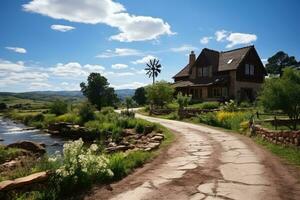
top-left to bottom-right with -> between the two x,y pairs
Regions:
254,125 -> 300,147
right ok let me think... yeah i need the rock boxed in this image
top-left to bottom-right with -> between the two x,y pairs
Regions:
0,171 -> 49,191
105,145 -> 130,153
0,138 -> 4,142
39,143 -> 46,148
0,160 -> 21,171
50,142 -> 60,146
151,135 -> 164,141
122,129 -> 135,136
144,142 -> 160,151
7,141 -> 46,155
108,142 -> 117,147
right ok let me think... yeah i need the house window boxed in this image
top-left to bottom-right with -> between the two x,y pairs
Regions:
198,66 -> 212,77
209,87 -> 228,98
245,64 -> 254,75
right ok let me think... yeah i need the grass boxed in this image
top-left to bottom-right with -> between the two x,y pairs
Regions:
255,137 -> 300,166
0,145 -> 24,164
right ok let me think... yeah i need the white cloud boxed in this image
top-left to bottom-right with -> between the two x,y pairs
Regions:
200,36 -> 213,44
131,67 -> 146,74
50,62 -> 105,77
261,58 -> 268,65
5,47 -> 27,54
29,82 -> 52,90
0,59 -> 25,72
111,63 -> 128,69
23,0 -> 174,42
112,82 -> 147,89
170,44 -> 197,52
51,24 -> 75,32
226,32 -> 257,48
215,30 -> 228,41
131,55 -> 157,65
96,48 -> 141,58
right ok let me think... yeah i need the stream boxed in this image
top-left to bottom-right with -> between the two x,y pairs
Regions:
0,117 -> 67,155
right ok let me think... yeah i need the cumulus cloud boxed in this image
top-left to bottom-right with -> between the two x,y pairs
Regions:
226,33 -> 257,48
111,63 -> 128,69
5,47 -> 27,54
29,82 -> 52,90
96,48 -> 141,58
50,62 -> 105,77
51,24 -> 75,32
112,81 -> 147,89
23,0 -> 174,42
131,55 -> 157,65
170,44 -> 197,52
200,36 -> 213,44
0,59 -> 25,72
215,30 -> 228,41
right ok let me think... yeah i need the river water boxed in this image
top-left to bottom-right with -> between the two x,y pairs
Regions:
0,117 -> 67,155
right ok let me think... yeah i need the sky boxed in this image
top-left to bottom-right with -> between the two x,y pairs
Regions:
0,0 -> 300,92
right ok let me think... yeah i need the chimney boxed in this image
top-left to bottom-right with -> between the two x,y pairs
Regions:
189,51 -> 196,66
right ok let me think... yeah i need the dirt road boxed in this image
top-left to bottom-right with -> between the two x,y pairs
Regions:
85,114 -> 300,200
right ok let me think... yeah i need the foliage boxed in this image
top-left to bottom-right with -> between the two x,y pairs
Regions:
190,101 -> 220,110
145,58 -> 162,84
265,51 -> 298,75
221,100 -> 238,112
176,92 -> 191,110
125,96 -> 134,112
0,145 -> 23,164
133,87 -> 147,105
80,73 -> 118,110
55,139 -> 113,194
56,113 -> 80,124
0,102 -> 7,110
50,99 -> 68,116
145,81 -> 174,108
78,102 -> 95,123
259,68 -> 300,130
198,111 -> 251,132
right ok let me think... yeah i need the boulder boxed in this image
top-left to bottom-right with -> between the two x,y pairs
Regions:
0,171 -> 48,191
105,145 -> 130,153
151,135 -> 164,141
7,141 -> 46,155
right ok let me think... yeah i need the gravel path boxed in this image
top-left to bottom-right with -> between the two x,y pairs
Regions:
85,114 -> 300,200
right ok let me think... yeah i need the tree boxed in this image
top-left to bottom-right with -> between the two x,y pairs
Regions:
50,99 -> 68,116
145,81 -> 174,108
125,97 -> 134,112
265,51 -> 298,75
259,68 -> 300,130
145,59 -> 162,84
133,87 -> 146,105
80,73 -> 118,110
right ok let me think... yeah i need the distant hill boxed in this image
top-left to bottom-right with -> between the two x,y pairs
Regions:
0,89 -> 135,102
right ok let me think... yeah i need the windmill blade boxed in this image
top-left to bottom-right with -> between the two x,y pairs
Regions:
157,64 -> 162,68
157,68 -> 161,73
146,71 -> 151,75
146,63 -> 152,68
155,59 -> 160,66
154,71 -> 158,77
150,59 -> 153,66
145,67 -> 151,70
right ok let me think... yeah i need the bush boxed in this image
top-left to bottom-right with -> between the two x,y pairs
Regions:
198,112 -> 219,126
108,153 -> 127,180
50,100 -> 68,116
216,111 -> 251,131
79,102 -> 95,123
200,102 -> 220,110
221,100 -> 238,112
56,113 -> 80,124
0,146 -> 23,164
100,107 -> 114,115
145,81 -> 174,108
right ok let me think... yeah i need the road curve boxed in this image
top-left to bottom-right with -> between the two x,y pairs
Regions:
85,114 -> 300,200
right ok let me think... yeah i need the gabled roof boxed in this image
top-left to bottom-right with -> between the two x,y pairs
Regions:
173,64 -> 190,78
173,45 -> 258,79
218,46 -> 253,71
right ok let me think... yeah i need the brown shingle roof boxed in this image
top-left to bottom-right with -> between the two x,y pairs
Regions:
173,64 -> 190,78
173,45 -> 255,78
218,46 -> 253,71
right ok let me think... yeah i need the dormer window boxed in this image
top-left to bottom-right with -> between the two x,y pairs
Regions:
245,64 -> 254,75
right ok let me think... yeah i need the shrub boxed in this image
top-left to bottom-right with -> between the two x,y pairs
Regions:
79,102 -> 95,123
100,107 -> 114,115
221,100 -> 238,112
145,81 -> 174,108
0,146 -> 23,164
198,112 -> 219,126
50,100 -> 68,116
191,102 -> 219,110
56,113 -> 80,124
108,153 -> 127,180
55,139 -> 113,194
216,111 -> 251,131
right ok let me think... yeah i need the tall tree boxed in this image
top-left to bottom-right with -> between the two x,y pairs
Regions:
259,68 -> 300,130
145,59 -> 162,84
133,87 -> 146,105
80,73 -> 118,110
265,51 -> 298,75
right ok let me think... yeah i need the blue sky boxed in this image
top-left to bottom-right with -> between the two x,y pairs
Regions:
1,0 -> 299,92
